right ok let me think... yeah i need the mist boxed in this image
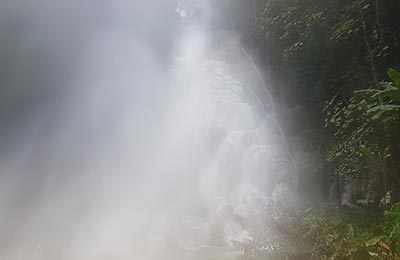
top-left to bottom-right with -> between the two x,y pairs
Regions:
0,1 -> 295,259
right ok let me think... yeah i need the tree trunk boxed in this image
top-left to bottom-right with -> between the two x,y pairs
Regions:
361,19 -> 379,87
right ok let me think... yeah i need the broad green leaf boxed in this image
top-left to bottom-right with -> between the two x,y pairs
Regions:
388,68 -> 400,88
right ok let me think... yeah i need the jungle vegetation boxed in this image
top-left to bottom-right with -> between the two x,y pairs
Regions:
212,0 -> 400,258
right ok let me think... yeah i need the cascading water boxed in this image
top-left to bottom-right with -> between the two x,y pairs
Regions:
166,25 -> 291,250
0,1 -> 294,259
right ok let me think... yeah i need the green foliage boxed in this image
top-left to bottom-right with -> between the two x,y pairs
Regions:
388,68 -> 400,87
330,0 -> 370,43
232,1 -> 400,259
252,0 -> 400,198
236,69 -> 400,258
253,0 -> 400,104
236,206 -> 400,260
356,198 -> 375,206
251,2 -> 400,205
384,203 -> 400,251
324,69 -> 400,197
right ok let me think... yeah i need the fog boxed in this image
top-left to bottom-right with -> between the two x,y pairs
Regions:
0,1 -> 290,259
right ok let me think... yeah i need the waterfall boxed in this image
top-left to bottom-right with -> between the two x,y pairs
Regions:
163,25 -> 293,248
0,1 -> 295,259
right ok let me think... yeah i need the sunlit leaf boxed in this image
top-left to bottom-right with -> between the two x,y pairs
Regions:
367,104 -> 400,114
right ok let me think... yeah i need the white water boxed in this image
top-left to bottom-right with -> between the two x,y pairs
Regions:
0,1 -> 292,259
